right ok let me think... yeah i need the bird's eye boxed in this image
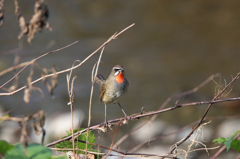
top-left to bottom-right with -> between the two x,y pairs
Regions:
114,68 -> 120,72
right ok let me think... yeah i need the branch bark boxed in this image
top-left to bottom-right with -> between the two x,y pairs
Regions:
45,95 -> 240,147
0,23 -> 135,96
168,72 -> 240,156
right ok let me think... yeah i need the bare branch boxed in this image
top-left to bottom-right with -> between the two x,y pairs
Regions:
113,73 -> 219,149
0,23 -> 135,96
129,113 -> 240,153
168,72 -> 240,155
210,132 -> 240,159
0,41 -> 78,92
45,96 -> 240,148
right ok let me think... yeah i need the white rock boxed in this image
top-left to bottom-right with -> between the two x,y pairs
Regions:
131,120 -> 166,142
217,119 -> 240,138
30,109 -> 85,144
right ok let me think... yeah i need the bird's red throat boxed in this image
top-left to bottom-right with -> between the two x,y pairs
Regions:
115,72 -> 124,83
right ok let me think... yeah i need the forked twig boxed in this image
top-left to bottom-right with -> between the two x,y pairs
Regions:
210,132 -> 240,159
86,46 -> 105,157
66,61 -> 79,156
113,73 -> 219,149
46,96 -> 240,148
0,41 -> 79,91
168,72 -> 240,156
103,122 -> 120,159
0,23 -> 135,96
128,113 -> 240,153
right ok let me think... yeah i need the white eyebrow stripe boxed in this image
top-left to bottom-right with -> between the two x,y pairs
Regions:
113,67 -> 120,70
115,70 -> 121,76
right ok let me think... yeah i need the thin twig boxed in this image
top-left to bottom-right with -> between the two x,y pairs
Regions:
45,95 -> 240,147
0,61 -> 42,77
0,109 -> 13,116
51,148 -> 105,155
113,73 -> 219,149
210,132 -> 240,159
129,113 -> 240,153
86,46 -> 105,157
0,41 -> 79,90
51,138 -> 175,158
168,72 -> 240,155
103,122 -> 120,159
0,116 -> 23,122
0,23 -> 135,96
50,147 -> 174,158
175,146 -> 220,156
66,61 -> 79,156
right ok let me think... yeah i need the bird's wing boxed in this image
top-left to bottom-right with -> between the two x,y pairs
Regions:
95,74 -> 105,88
99,86 -> 106,103
95,74 -> 106,103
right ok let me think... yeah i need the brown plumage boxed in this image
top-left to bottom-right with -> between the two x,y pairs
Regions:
95,65 -> 129,126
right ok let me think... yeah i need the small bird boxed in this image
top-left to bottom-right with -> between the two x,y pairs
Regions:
95,65 -> 129,126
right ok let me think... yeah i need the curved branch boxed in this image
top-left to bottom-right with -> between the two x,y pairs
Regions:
0,41 -> 79,90
168,72 -> 240,155
0,23 -> 135,96
113,73 -> 219,149
45,95 -> 240,147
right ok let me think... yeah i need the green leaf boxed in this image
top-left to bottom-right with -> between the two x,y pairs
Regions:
0,140 -> 14,155
213,137 -> 228,144
4,143 -> 52,159
56,128 -> 95,154
225,130 -> 240,151
230,139 -> 240,153
213,130 -> 240,153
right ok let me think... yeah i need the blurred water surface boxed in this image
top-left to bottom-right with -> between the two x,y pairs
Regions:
1,1 -> 240,158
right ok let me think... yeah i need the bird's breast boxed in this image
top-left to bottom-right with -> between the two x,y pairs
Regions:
115,72 -> 125,83
102,83 -> 127,104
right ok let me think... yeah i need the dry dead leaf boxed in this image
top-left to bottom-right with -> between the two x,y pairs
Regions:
32,110 -> 45,144
50,66 -> 57,95
23,75 -> 32,103
19,115 -> 31,147
17,110 -> 46,146
14,0 -> 52,43
8,75 -> 19,92
14,0 -> 28,39
0,0 -> 4,27
41,67 -> 58,95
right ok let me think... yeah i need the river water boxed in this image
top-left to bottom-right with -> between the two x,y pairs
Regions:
1,1 -> 240,158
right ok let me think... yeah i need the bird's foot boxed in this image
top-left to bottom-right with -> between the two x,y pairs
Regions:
122,116 -> 131,124
103,121 -> 109,127
125,116 -> 131,120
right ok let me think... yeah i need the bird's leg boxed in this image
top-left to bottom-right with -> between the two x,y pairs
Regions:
118,103 -> 130,120
104,103 -> 108,127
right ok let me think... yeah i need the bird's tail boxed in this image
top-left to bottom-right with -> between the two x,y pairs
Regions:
95,74 -> 105,88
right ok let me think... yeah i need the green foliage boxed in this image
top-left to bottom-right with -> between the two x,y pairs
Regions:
0,130 -> 99,159
213,130 -> 240,153
55,128 -> 95,154
213,137 -> 228,144
0,140 -> 14,155
4,143 -> 52,159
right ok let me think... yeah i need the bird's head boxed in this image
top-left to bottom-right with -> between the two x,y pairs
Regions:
112,65 -> 125,83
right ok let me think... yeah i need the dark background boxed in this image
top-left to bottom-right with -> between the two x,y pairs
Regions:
1,1 -> 240,158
